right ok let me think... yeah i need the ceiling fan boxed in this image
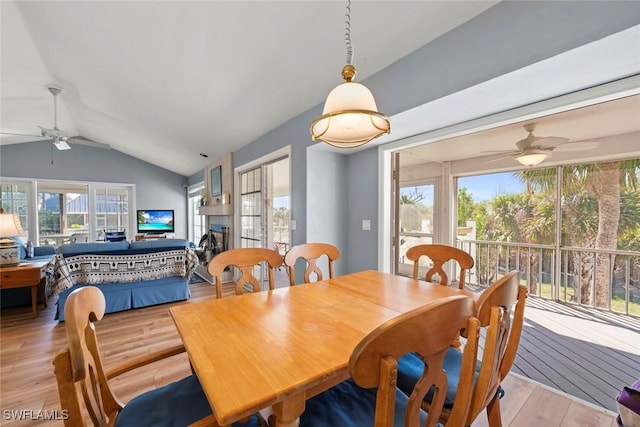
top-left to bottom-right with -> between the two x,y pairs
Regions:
484,123 -> 600,166
1,86 -> 110,150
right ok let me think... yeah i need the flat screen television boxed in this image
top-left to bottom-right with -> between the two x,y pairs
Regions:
136,209 -> 175,234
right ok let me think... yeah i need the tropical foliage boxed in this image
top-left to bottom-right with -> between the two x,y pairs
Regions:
458,159 -> 640,309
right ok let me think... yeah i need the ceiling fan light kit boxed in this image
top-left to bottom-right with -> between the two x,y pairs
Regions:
516,150 -> 550,166
310,0 -> 390,148
53,139 -> 71,150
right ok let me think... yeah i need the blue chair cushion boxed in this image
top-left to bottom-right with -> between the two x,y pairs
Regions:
397,347 -> 505,409
114,374 -> 261,427
300,379 -> 429,427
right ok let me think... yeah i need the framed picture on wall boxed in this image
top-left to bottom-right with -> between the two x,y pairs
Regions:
210,165 -> 222,197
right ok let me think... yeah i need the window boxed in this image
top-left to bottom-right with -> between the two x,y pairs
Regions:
396,183 -> 435,277
0,178 -> 133,245
1,181 -> 30,233
95,186 -> 130,239
455,160 -> 640,314
188,184 -> 205,244
240,167 -> 262,249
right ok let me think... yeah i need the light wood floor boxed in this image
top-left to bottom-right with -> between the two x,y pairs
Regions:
0,280 -> 619,427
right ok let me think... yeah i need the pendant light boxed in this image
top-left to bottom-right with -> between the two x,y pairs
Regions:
310,0 -> 391,148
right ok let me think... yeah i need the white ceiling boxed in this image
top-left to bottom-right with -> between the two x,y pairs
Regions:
0,0 -> 498,176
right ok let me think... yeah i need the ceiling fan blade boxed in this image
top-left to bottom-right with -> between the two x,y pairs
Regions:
533,136 -> 570,148
38,125 -> 68,139
552,140 -> 601,152
0,131 -> 42,137
480,149 -> 514,155
484,153 -> 517,163
67,136 -> 111,150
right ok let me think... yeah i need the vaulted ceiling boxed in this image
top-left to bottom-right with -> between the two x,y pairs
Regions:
0,1 -> 498,176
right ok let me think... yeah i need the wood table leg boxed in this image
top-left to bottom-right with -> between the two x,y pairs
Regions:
30,284 -> 38,317
39,277 -> 47,308
272,393 -> 305,427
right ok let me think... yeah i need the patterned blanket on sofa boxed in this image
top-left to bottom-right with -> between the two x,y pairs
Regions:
50,248 -> 198,297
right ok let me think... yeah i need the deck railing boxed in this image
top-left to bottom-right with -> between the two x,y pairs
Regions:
456,239 -> 640,317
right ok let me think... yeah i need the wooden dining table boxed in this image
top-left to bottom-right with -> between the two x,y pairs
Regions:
170,269 -> 474,427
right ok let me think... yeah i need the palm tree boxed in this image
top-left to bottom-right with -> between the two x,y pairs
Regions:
520,160 -> 639,307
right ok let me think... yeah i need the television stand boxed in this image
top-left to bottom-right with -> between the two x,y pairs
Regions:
135,234 -> 167,241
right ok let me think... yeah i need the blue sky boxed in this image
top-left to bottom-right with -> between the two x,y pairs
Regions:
274,196 -> 289,209
401,172 -> 525,205
458,172 -> 524,202
276,172 -> 524,210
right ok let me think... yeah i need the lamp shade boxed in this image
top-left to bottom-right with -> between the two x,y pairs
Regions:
516,151 -> 550,167
0,214 -> 22,238
310,65 -> 390,148
0,213 -> 22,267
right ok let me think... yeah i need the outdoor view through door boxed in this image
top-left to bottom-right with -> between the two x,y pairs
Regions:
239,157 -> 290,289
394,158 -> 639,316
396,183 -> 435,277
456,160 -> 639,315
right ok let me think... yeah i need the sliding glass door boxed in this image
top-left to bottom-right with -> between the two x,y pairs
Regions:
238,155 -> 290,289
37,182 -> 89,246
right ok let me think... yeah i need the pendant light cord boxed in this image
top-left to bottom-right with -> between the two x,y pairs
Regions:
345,0 -> 353,65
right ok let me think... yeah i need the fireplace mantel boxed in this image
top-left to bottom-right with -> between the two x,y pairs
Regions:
198,204 -> 233,216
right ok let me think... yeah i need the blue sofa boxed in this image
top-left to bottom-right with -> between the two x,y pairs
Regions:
52,238 -> 197,321
0,238 -> 56,308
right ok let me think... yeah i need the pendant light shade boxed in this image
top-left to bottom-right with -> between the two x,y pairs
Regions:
310,2 -> 391,148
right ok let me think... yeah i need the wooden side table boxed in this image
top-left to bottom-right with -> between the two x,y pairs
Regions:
0,260 -> 50,317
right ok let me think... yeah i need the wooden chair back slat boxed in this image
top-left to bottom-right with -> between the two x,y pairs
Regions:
406,244 -> 474,289
53,286 -> 219,427
284,243 -> 341,286
467,270 -> 527,426
53,286 -> 124,426
350,295 -> 481,427
207,248 -> 283,298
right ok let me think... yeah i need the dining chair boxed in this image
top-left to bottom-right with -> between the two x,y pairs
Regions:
406,244 -> 474,289
299,295 -> 481,427
283,242 -> 341,286
52,286 -> 263,427
207,247 -> 283,298
397,270 -> 527,427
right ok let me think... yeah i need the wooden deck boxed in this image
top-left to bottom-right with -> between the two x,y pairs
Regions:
513,296 -> 640,412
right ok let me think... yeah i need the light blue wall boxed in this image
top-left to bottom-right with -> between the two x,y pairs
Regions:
344,148 -> 379,273
0,140 -> 189,238
218,1 -> 640,273
367,1 -> 640,116
306,148 -> 347,276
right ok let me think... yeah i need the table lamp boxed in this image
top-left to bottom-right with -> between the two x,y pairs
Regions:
0,213 -> 23,267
